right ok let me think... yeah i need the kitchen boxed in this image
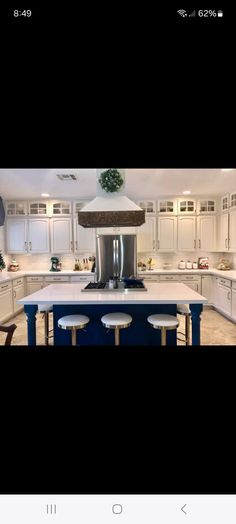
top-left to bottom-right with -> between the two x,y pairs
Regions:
0,168 -> 236,346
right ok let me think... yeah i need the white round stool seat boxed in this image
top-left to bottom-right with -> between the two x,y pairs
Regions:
38,304 -> 53,313
101,312 -> 132,328
177,304 -> 191,315
58,314 -> 90,329
147,314 -> 179,328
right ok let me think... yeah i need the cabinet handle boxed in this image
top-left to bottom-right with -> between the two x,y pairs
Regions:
29,241 -> 32,250
194,239 -> 196,248
153,240 -> 155,250
228,291 -> 231,300
158,240 -> 160,249
71,241 -> 73,249
225,238 -> 227,248
25,241 -> 27,251
76,241 -> 78,250
229,238 -> 231,248
14,290 -> 16,298
1,284 -> 9,289
199,239 -> 201,248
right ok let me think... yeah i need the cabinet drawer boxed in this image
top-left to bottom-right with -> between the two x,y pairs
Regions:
216,277 -> 231,288
70,275 -> 95,282
232,281 -> 236,291
45,276 -> 70,282
27,276 -> 44,283
13,277 -> 24,287
160,274 -> 179,281
180,275 -> 199,282
0,281 -> 12,293
142,275 -> 158,281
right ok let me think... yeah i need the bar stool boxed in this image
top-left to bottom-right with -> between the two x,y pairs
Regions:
58,314 -> 90,345
147,314 -> 179,346
101,312 -> 132,346
38,304 -> 53,345
177,304 -> 191,345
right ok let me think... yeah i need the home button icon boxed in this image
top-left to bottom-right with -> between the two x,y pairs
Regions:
112,504 -> 123,515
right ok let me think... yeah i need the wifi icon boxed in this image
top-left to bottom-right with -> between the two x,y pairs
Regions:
177,9 -> 188,17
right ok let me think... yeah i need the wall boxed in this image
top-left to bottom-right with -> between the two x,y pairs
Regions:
10,252 -> 94,271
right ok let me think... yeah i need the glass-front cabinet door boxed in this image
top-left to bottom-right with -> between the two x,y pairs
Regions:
136,200 -> 156,215
28,201 -> 48,215
73,201 -> 90,213
51,201 -> 71,215
197,199 -> 216,214
230,192 -> 236,209
6,201 -> 27,216
221,194 -> 229,212
157,199 -> 177,214
178,199 -> 196,214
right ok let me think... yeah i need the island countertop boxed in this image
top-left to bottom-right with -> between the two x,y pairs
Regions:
18,282 -> 208,305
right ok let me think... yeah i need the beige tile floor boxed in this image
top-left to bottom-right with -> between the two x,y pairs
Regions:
1,307 -> 236,346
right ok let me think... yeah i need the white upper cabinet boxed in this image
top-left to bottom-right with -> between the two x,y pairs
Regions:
217,212 -> 229,251
50,201 -> 72,216
73,200 -> 90,214
197,199 -> 216,214
28,201 -> 49,216
157,199 -> 177,215
73,218 -> 96,253
28,219 -> 50,253
230,192 -> 236,210
6,218 -> 28,253
50,218 -> 73,253
178,199 -> 196,214
229,210 -> 236,252
197,216 -> 216,251
221,194 -> 229,213
6,201 -> 27,216
177,216 -> 196,251
137,217 -> 156,252
157,216 -> 177,251
136,200 -> 156,215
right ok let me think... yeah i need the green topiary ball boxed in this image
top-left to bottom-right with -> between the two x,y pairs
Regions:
98,169 -> 124,193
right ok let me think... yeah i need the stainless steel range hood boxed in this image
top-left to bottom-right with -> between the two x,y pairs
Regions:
78,169 -> 145,227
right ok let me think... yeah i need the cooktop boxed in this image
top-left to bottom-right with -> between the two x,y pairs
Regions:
81,281 -> 147,292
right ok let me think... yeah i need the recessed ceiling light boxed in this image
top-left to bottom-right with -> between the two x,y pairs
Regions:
183,190 -> 191,195
41,193 -> 50,197
221,169 -> 233,172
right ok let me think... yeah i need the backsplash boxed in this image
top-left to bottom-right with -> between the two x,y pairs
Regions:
7,253 -> 94,271
138,251 -> 232,270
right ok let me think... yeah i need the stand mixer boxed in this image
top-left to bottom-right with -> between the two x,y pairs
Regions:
50,256 -> 61,272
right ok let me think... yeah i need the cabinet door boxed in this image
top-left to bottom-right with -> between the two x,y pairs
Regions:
26,282 -> 44,295
182,281 -> 200,293
201,275 -> 213,303
50,218 -> 73,253
177,217 -> 196,251
231,289 -> 236,321
157,217 -> 177,251
13,284 -> 25,313
229,211 -> 236,251
0,289 -> 13,322
215,281 -> 231,315
6,219 -> 28,253
217,213 -> 229,251
28,219 -> 50,253
178,199 -> 196,214
137,217 -> 156,252
197,216 -> 216,251
73,218 -> 95,253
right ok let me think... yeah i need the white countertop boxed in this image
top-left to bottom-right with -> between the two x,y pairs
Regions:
18,282 -> 208,305
138,268 -> 236,279
0,270 -> 94,284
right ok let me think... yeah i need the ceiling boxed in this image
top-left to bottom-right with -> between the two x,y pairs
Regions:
0,168 -> 235,199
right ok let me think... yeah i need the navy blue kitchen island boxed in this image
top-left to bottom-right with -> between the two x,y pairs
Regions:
19,282 -> 207,346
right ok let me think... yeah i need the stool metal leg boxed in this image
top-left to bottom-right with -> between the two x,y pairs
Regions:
71,327 -> 77,346
186,314 -> 191,345
115,327 -> 120,346
161,327 -> 166,346
44,312 -> 49,345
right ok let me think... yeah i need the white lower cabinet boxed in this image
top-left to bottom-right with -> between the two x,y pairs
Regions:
180,275 -> 201,293
13,283 -> 25,313
214,277 -> 231,316
177,216 -> 196,251
70,275 -> 95,282
26,276 -> 44,295
157,217 -> 177,251
231,287 -> 236,321
201,275 -> 213,304
0,282 -> 13,322
50,218 -> 73,254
